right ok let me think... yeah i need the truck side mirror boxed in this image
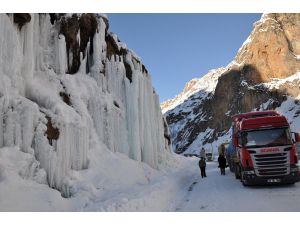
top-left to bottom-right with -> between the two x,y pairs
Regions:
237,133 -> 242,148
237,133 -> 245,148
241,132 -> 248,146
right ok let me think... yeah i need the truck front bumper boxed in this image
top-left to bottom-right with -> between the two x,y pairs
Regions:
242,166 -> 300,185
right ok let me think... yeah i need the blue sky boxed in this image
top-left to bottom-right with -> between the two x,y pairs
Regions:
108,13 -> 262,102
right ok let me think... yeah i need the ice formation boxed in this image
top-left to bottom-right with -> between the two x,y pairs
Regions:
0,14 -> 172,197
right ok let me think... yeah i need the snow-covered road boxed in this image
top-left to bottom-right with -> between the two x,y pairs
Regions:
1,149 -> 300,212
172,159 -> 300,212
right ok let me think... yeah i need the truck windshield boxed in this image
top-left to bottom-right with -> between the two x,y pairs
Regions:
242,127 -> 292,148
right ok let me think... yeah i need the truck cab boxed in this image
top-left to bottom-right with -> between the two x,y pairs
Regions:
231,111 -> 300,185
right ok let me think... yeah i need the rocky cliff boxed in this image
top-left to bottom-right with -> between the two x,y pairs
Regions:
162,13 -> 300,154
0,13 -> 172,197
235,14 -> 300,83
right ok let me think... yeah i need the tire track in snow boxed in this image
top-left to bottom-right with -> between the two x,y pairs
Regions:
175,176 -> 200,211
175,161 -> 231,211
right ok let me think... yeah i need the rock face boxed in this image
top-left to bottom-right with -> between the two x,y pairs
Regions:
163,13 -> 300,154
58,14 -> 99,74
0,13 -> 172,197
235,14 -> 300,83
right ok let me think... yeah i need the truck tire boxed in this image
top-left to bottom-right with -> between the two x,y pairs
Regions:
240,171 -> 248,186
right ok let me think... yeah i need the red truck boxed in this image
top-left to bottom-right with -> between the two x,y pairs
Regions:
231,111 -> 300,186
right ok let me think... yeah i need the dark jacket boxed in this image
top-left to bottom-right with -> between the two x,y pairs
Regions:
199,158 -> 206,168
218,155 -> 227,168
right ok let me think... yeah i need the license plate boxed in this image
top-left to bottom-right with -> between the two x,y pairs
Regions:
267,178 -> 281,183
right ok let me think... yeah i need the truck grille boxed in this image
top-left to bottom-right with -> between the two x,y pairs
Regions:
252,152 -> 289,177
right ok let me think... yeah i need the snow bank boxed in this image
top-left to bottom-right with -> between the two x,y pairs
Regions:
0,147 -> 69,211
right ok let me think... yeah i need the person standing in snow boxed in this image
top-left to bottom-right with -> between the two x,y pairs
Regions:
198,157 -> 207,178
200,147 -> 206,158
218,154 -> 227,175
218,143 -> 225,156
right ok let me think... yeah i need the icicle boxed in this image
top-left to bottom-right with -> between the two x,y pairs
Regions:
56,34 -> 68,75
21,13 -> 34,83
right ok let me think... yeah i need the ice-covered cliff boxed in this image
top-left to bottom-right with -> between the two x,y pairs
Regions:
0,13 -> 173,200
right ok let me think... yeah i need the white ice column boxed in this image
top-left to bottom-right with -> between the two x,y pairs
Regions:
125,71 -> 141,161
21,14 -> 34,83
55,34 -> 68,75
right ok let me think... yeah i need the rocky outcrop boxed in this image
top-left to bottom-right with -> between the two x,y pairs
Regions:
59,14 -> 99,74
209,65 -> 288,133
235,14 -> 300,83
13,13 -> 31,29
163,13 -> 300,154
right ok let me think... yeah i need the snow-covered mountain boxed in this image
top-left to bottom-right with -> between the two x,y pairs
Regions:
162,13 -> 300,155
0,13 -> 173,207
161,68 -> 226,114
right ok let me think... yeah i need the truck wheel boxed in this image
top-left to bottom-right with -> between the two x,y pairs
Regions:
241,172 -> 248,186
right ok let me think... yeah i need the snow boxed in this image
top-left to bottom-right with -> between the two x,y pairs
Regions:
0,145 -> 183,211
276,96 -> 300,133
0,146 -> 69,211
